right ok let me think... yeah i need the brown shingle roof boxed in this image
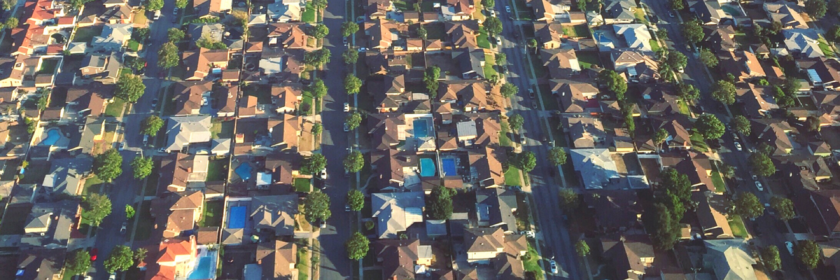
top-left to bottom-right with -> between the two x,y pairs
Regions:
182,48 -> 229,80
172,81 -> 214,116
66,83 -> 114,117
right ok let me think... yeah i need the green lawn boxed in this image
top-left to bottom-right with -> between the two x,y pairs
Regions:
504,166 -> 522,186
522,243 -> 545,280
131,201 -> 154,241
527,53 -> 546,78
562,24 -> 590,38
484,53 -> 497,78
500,119 -> 512,147
678,100 -> 690,115
200,200 -> 224,227
141,160 -> 160,196
302,4 -> 317,23
301,94 -> 314,116
819,39 -> 836,57
105,98 -> 126,117
294,178 -> 311,192
211,120 -> 234,139
38,59 -> 59,74
690,133 -> 708,153
20,161 -> 49,184
127,40 -> 140,52
425,22 -> 445,40
634,8 -> 648,24
72,26 -> 103,43
297,246 -> 309,280
650,39 -> 661,52
84,175 -> 105,195
711,164 -> 726,193
207,159 -> 228,182
728,215 -> 748,238
476,27 -> 491,49
577,52 -> 600,69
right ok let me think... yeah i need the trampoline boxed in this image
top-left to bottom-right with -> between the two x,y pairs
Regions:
420,158 -> 436,177
442,158 -> 457,176
41,129 -> 61,146
235,163 -> 253,180
228,206 -> 246,229
413,119 -> 428,138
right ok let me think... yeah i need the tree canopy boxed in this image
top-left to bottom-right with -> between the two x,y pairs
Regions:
304,190 -> 331,223
104,245 -> 135,273
644,203 -> 680,250
749,152 -> 776,177
125,205 -> 135,219
805,116 -> 821,132
343,151 -> 364,173
131,156 -> 153,179
699,48 -> 719,67
417,25 -> 428,39
302,154 -> 327,175
508,114 -> 524,131
484,17 -> 503,37
762,246 -> 782,271
711,80 -> 736,105
558,188 -> 578,212
575,240 -> 590,257
347,190 -> 364,211
795,240 -> 820,269
696,114 -> 725,139
146,0 -> 163,10
598,70 -> 627,99
424,66 -> 441,95
483,0 -> 495,8
513,151 -> 537,173
341,22 -> 359,37
548,147 -> 567,166
343,48 -> 359,64
304,49 -> 331,67
307,79 -> 328,98
346,112 -> 362,130
310,24 -> 329,39
770,196 -> 795,221
667,52 -> 687,70
82,193 -> 112,227
731,115 -> 751,135
175,0 -> 187,8
94,149 -> 123,182
116,74 -> 145,103
428,185 -> 456,220
141,115 -> 164,137
168,28 -> 185,42
496,53 -> 507,65
806,0 -> 827,19
669,0 -> 683,10
500,83 -> 518,98
681,20 -> 704,44
65,250 -> 92,276
344,74 -> 362,95
158,42 -> 180,70
734,192 -> 764,219
676,83 -> 700,100
345,232 -> 370,260
653,128 -> 668,147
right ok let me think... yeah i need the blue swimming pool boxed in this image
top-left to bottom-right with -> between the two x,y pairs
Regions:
235,163 -> 253,180
228,206 -> 246,229
420,158 -> 436,177
40,129 -> 60,146
442,158 -> 457,176
413,119 -> 428,138
188,253 -> 216,280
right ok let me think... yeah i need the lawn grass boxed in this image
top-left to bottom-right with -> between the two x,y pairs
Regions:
84,175 -> 105,195
393,0 -> 415,10
294,178 -> 311,192
819,39 -> 835,57
72,25 -> 103,43
476,27 -> 491,49
301,94 -> 314,116
127,40 -> 140,52
711,164 -> 726,193
515,192 -> 531,232
207,158 -> 228,182
105,98 -> 126,118
527,53 -> 545,78
728,215 -> 748,238
690,133 -> 708,153
562,24 -> 590,38
140,160 -> 160,196
634,8 -> 648,24
200,200 -> 224,227
577,52 -> 600,69
211,120 -> 234,139
522,243 -> 545,280
500,119 -> 512,147
650,39 -> 661,53
132,201 -> 154,241
20,161 -> 49,184
425,22 -> 445,40
38,59 -> 59,74
302,4 -> 317,23
504,166 -> 522,186
297,245 -> 309,280
484,53 -> 497,78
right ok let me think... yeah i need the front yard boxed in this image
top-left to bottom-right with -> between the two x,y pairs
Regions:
105,98 -> 126,118
728,215 -> 748,238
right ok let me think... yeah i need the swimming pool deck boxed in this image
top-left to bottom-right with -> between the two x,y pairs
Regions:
187,245 -> 218,280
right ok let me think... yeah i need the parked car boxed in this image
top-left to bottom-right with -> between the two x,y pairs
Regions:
153,10 -> 161,20
668,11 -> 674,17
343,37 -> 348,45
505,5 -> 511,12
548,260 -> 558,274
345,204 -> 351,212
519,132 -> 527,145
90,248 -> 98,261
344,102 -> 350,112
755,180 -> 764,191
118,142 -> 125,151
120,222 -> 127,235
320,169 -> 327,180
495,36 -> 502,45
734,142 -> 742,151
785,241 -> 794,255
320,220 -> 327,228
344,123 -> 350,132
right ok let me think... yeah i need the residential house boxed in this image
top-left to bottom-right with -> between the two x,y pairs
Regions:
80,52 -> 121,84
165,115 -> 213,152
570,148 -> 620,189
703,25 -> 737,52
251,195 -> 299,236
272,83 -> 303,114
150,191 -> 204,238
98,4 -> 133,24
652,117 -> 692,150
21,200 -> 80,248
659,151 -> 715,189
92,23 -> 132,53
534,23 -> 564,49
812,90 -> 840,126
255,240 -> 298,279
442,0 -> 475,21
373,239 -> 421,279
267,23 -> 309,49
190,23 -> 224,47
752,119 -> 793,156
797,57 -> 840,90
369,149 -> 412,190
182,48 -> 230,81
735,83 -> 777,118
367,113 -> 406,150
9,25 -> 50,56
533,0 -> 569,22
194,0 -> 231,18
158,153 -> 210,192
783,29 -> 824,58
172,81 -> 214,116
66,84 -> 114,117
42,156 -> 93,196
0,57 -> 24,87
464,227 -> 527,263
718,50 -> 766,82
371,192 -> 425,239
265,153 -> 303,191
364,0 -> 393,19
469,147 -> 506,187
265,114 -> 301,151
550,79 -> 600,114
493,254 -> 527,279
639,84 -> 681,116
372,74 -> 410,112
540,48 -> 581,79
703,239 -> 758,280
764,2 -> 808,29
363,19 -> 408,50
584,190 -> 641,233
238,96 -> 264,118
74,117 -> 105,154
453,48 -> 486,79
446,21 -> 480,49
15,249 -> 66,280
601,234 -> 655,280
267,0 -> 302,23
259,48 -> 305,83
438,80 -> 490,112
687,0 -> 723,25
475,188 -> 517,233
613,24 -> 653,53
143,237 -> 198,280
218,85 -> 238,118
614,128 -> 637,153
693,190 -> 734,239
611,49 -> 659,82
603,0 -> 635,24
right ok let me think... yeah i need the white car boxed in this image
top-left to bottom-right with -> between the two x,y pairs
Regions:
755,181 -> 764,191
495,36 -> 502,45
320,220 -> 327,228
320,169 -> 327,180
785,241 -> 794,255
734,142 -> 742,151
153,10 -> 161,20
489,10 -> 496,16
344,102 -> 350,112
548,260 -> 558,274
505,5 -> 511,12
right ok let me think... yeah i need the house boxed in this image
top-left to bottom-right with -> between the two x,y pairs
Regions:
453,49 -> 486,79
438,80 -> 490,112
813,90 -> 840,126
614,128 -> 636,153
445,21 -> 479,49
534,23 -> 564,49
797,57 -> 840,90
601,234 -> 655,280
42,156 -> 93,196
475,188 -> 517,232
406,38 -> 423,52
265,153 -> 302,190
21,200 -> 80,248
190,23 -> 224,46
255,240 -> 298,279
363,19 -> 407,50
80,55 -> 107,76
570,148 -> 620,189
584,190 -> 641,233
611,49 -> 659,82
75,117 -> 105,154
703,25 -> 737,52
550,79 -> 600,114
463,227 -> 528,263
764,2 -> 808,29
0,57 -> 24,87
66,84 -> 114,117
182,48 -> 230,81
372,74 -> 409,112
98,4 -> 133,24
194,0 -> 231,18
783,29 -> 824,58
469,147 -> 506,187
494,254 -> 527,279
15,249 -> 66,280
165,115 -> 213,152
565,117 -> 607,148
267,23 -> 309,49
364,0 -> 393,19
659,151 -> 714,189
150,191 -> 204,238
371,192 -> 425,239
639,84 -> 681,116
718,50 -> 766,82
692,190 -> 734,239
532,0 -> 569,22
613,24 -> 653,53
369,149 -> 412,190
442,0 -> 475,21
272,83 -> 303,114
703,239 -> 758,280
158,153 -> 209,192
91,23 -> 132,52
172,81 -> 214,116
143,237 -> 198,280
736,83 -> 777,118
251,195 -> 299,236
653,117 -> 692,150
267,0 -> 302,22
259,48 -> 305,82
368,113 -> 406,150
541,48 -> 581,79
238,96 -> 264,118
603,0 -> 635,24
752,119 -> 793,156
266,114 -> 301,151
373,239 -> 421,279
9,25 -> 50,56
80,53 -> 121,84
687,0 -> 724,25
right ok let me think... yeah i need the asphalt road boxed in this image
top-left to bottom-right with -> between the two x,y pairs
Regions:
317,1 -> 354,279
494,2 -> 581,279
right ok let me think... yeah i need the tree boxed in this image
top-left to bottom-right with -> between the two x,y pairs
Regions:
158,42 -> 180,70
341,22 -> 359,37
575,240 -> 590,257
496,53 -> 507,65
346,112 -> 362,130
343,151 -> 364,173
347,190 -> 364,211
711,80 -> 736,105
770,196 -> 795,221
832,0 -> 840,15
304,190 -> 331,222
417,25 -> 427,40
500,83 -> 518,98
514,151 -> 537,173
82,193 -> 112,227
428,185 -> 456,219
65,250 -> 92,276
4,18 -> 18,29
644,203 -> 680,250
24,117 -> 36,134
676,83 -> 700,101
37,93 -> 48,111
508,114 -> 524,131
805,116 -> 821,132
133,248 -> 147,264
558,188 -> 579,212
302,154 -> 327,175
653,128 -> 668,148
344,74 -> 362,95
310,24 -> 329,39
345,232 -> 370,260
749,152 -> 776,177
669,0 -> 683,10
125,205 -> 135,219
731,115 -> 750,135
784,78 -> 801,97
795,240 -> 820,269
94,149 -> 123,182
312,123 -> 322,136
548,147 -> 567,166
719,163 -> 735,179
696,114 -> 725,139
656,29 -> 669,40
681,20 -> 704,44
598,70 -> 627,99
762,246 -> 782,271
806,0 -> 827,19
308,79 -> 328,98
829,25 -> 840,43
661,168 -> 692,204
104,245 -> 135,273
668,52 -> 687,70
131,157 -> 153,179
141,115 -> 164,136
343,48 -> 359,64
483,0 -> 495,8
699,48 -> 719,67
167,28 -> 185,42
146,0 -> 163,11
175,0 -> 188,8
69,0 -> 95,8
311,0 -> 327,9
734,192 -> 764,219
484,17 -> 503,37
527,38 -> 538,52
116,74 -> 145,103
304,49 -> 331,67
424,66 -> 441,95
195,35 -> 227,50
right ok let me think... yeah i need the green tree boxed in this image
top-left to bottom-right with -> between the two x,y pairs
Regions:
424,66 -> 441,95
500,83 -> 518,98
731,115 -> 750,135
805,116 -> 821,132
558,188 -> 579,212
770,196 -> 795,221
141,115 -> 164,136
307,78 -> 328,98
94,149 -> 123,182
167,28 -> 185,42
341,22 -> 359,37
131,156 -> 153,179
681,20 -> 704,44
4,18 -> 18,29
158,42 -> 180,70
734,192 -> 764,219
711,80 -> 736,105
82,193 -> 112,227
346,112 -> 362,130
670,0 -> 683,10
483,0 -> 495,8
514,151 -> 537,173
795,240 -> 820,269
762,246 -> 782,271
719,163 -> 736,179
345,232 -> 370,260
696,114 -> 725,139
548,147 -> 567,166
343,48 -> 359,64
661,168 -> 692,203
668,51 -> 688,70
343,151 -> 364,173
302,154 -> 327,175
527,38 -> 538,53
484,17 -> 503,37
116,74 -> 146,103
428,185 -> 456,219
347,190 -> 364,211
146,0 -> 163,11
175,0 -> 188,8
310,24 -> 329,39
37,93 -> 48,111
806,0 -> 827,19
699,48 -> 719,67
344,74 -> 362,95
24,117 -> 36,134
749,152 -> 776,177
65,250 -> 92,276
104,245 -> 135,273
496,53 -> 507,65
677,83 -> 700,101
133,248 -> 147,264
598,69 -> 627,99
125,204 -> 135,219
656,29 -> 669,40
575,240 -> 590,257
417,25 -> 428,40
311,0 -> 328,9
644,203 -> 680,250
508,114 -> 524,131
304,49 -> 331,67
304,190 -> 332,222
312,123 -> 322,136
653,128 -> 668,148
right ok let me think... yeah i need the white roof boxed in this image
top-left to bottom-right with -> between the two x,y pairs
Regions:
256,172 -> 271,186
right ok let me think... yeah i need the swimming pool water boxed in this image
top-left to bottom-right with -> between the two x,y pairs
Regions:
235,163 -> 253,180
442,158 -> 457,176
228,206 -> 246,229
41,129 -> 60,146
413,120 -> 428,138
188,255 -> 214,280
420,158 -> 435,177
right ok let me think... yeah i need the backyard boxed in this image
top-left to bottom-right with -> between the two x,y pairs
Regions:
207,158 -> 228,182
200,200 -> 224,227
130,201 -> 154,241
38,59 -> 59,74
577,52 -> 600,69
72,25 -> 103,43
294,178 -> 311,193
210,120 -> 234,139
562,24 -> 590,38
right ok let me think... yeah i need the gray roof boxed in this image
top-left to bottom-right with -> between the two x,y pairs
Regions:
190,23 -> 224,45
250,194 -> 299,236
42,156 -> 93,196
16,249 -> 66,280
211,138 -> 231,154
453,49 -> 485,79
77,117 -> 105,154
104,52 -> 122,80
372,192 -> 426,239
570,148 -> 619,189
21,200 -> 79,248
425,220 -> 448,237
603,0 -> 635,20
703,239 -> 757,280
0,180 -> 14,198
81,55 -> 108,69
475,188 -> 517,232
66,42 -> 87,54
166,115 -> 213,152
222,228 -> 244,244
